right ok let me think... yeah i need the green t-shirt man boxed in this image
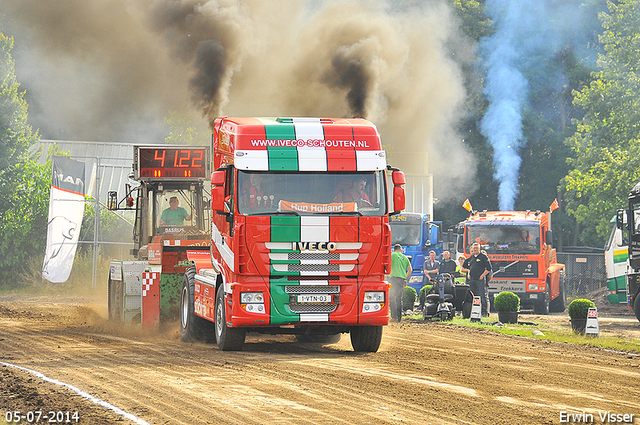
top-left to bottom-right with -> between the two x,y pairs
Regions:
390,249 -> 412,279
160,197 -> 191,226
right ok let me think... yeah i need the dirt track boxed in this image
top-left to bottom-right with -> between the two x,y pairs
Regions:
1,294 -> 639,425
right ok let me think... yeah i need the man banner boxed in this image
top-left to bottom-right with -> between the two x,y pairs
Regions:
42,156 -> 86,283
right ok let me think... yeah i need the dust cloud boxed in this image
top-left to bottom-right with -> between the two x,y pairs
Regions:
1,0 -> 475,201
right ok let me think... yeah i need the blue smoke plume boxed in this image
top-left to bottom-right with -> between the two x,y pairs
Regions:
479,0 -> 601,211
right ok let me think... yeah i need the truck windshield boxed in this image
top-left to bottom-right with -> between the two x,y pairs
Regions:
154,189 -> 210,235
237,170 -> 387,217
465,224 -> 540,254
390,215 -> 422,246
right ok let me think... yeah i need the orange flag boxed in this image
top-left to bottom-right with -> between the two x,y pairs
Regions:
462,198 -> 472,212
550,198 -> 559,212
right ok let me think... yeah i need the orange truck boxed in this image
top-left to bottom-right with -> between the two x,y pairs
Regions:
454,210 -> 566,313
181,117 -> 407,351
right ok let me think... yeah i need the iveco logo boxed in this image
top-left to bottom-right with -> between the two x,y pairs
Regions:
293,242 -> 338,251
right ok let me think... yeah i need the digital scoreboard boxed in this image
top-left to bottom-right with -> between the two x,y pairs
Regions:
135,146 -> 210,180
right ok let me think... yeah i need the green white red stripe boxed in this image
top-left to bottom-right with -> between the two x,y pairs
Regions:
229,117 -> 386,171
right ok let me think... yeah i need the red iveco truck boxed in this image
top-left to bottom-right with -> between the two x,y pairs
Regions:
181,117 -> 406,351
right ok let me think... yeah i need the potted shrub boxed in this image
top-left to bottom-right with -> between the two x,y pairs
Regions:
567,299 -> 596,334
418,284 -> 433,309
494,291 -> 520,324
403,286 -> 417,312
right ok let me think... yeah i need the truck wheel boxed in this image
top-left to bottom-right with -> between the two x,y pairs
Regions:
633,295 -> 640,323
549,272 -> 566,313
462,291 -> 473,319
534,284 -> 550,315
214,285 -> 246,351
180,267 -> 215,342
349,326 -> 383,352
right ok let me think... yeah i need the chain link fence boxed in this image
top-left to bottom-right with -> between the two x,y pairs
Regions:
557,252 -> 606,298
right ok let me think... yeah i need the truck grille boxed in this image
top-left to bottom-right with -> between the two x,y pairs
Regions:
285,285 -> 340,294
286,252 -> 341,261
279,264 -> 344,272
266,242 -> 361,276
491,260 -> 538,278
289,303 -> 338,313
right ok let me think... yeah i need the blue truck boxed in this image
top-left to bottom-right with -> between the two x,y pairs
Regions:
389,213 -> 443,293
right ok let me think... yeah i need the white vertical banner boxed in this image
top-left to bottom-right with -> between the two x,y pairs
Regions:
42,156 -> 86,283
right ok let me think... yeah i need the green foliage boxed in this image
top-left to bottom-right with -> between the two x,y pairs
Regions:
493,291 -> 520,312
418,284 -> 433,307
164,110 -> 209,146
0,32 -> 47,284
450,0 -> 493,41
567,298 -> 596,319
0,158 -> 51,283
402,286 -> 417,309
561,0 -> 640,247
0,33 -> 38,171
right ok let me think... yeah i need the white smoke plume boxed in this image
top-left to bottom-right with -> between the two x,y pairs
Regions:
1,0 -> 474,201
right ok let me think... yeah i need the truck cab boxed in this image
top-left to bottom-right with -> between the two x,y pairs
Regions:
616,182 -> 640,322
455,210 -> 565,314
181,117 -> 406,352
389,213 -> 443,292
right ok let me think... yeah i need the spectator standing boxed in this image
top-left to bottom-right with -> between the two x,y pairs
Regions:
455,255 -> 467,284
460,243 -> 492,317
423,250 -> 440,283
439,250 -> 457,275
389,244 -> 412,322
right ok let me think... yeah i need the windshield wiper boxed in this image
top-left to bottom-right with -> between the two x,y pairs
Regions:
317,211 -> 363,216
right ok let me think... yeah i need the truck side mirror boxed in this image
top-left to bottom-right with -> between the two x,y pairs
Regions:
211,170 -> 225,185
545,229 -> 553,246
211,170 -> 227,212
447,229 -> 455,251
391,170 -> 406,213
212,186 -> 225,212
616,209 -> 625,230
107,191 -> 118,210
615,228 -> 623,247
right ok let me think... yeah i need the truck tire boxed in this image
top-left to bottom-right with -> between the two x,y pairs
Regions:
349,326 -> 383,352
633,294 -> 640,323
549,272 -> 566,313
180,267 -> 215,342
462,290 -> 473,319
214,285 -> 246,351
534,283 -> 550,315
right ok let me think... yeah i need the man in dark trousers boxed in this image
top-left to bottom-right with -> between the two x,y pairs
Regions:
460,242 -> 492,317
389,244 -> 412,322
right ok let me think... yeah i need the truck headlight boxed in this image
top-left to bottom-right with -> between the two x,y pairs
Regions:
241,292 -> 264,303
240,292 -> 265,313
408,275 -> 423,284
363,291 -> 385,313
364,291 -> 385,302
528,284 -> 539,291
